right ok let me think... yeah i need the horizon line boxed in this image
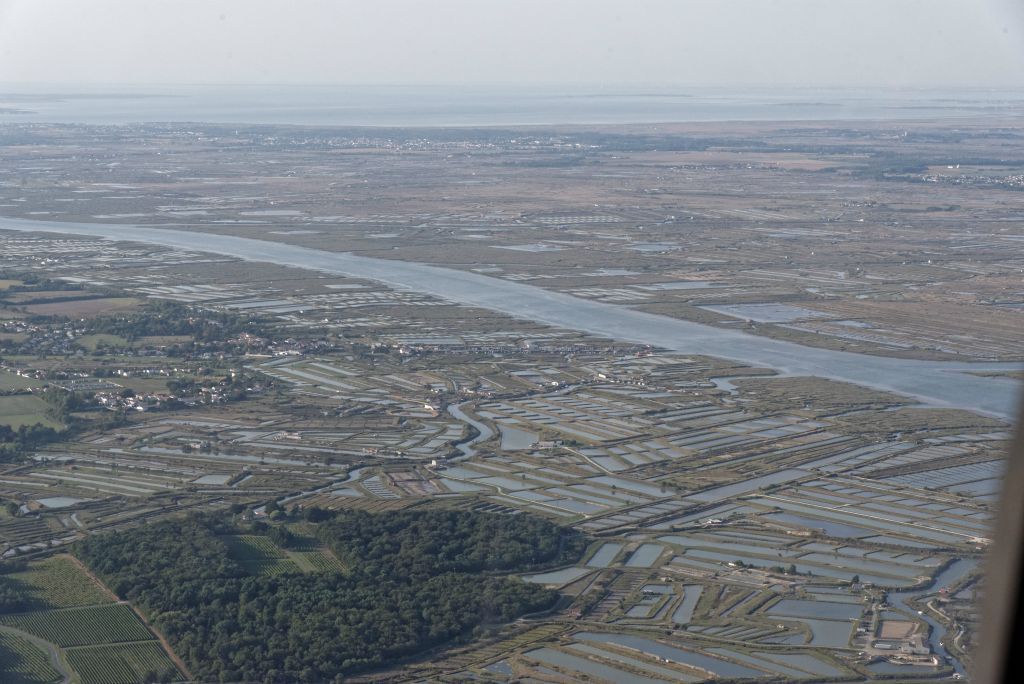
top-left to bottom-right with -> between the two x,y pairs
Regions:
2,81 -> 1024,92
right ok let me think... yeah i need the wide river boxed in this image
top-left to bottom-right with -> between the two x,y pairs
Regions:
2,217 -> 1020,419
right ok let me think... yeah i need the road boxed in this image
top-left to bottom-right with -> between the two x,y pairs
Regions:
0,624 -> 74,684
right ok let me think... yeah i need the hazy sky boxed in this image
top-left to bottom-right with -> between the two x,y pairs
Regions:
1,0 -> 1023,88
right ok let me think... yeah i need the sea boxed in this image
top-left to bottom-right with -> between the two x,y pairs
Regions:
1,84 -> 1023,127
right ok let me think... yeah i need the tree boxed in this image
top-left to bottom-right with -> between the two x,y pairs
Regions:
303,507 -> 331,523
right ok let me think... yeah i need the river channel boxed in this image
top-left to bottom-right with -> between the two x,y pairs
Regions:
2,217 -> 1020,419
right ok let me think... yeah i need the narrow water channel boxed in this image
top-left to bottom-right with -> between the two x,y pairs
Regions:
886,558 -> 977,676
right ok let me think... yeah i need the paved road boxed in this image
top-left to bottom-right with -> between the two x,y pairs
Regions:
2,217 -> 1020,419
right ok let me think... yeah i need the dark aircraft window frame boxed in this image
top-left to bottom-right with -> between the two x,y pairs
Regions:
977,401 -> 1024,683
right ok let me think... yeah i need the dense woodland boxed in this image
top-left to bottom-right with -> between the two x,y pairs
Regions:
0,560 -> 31,612
74,510 -> 582,683
0,423 -> 63,461
84,300 -> 270,343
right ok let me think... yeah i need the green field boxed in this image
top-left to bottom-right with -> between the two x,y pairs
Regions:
134,335 -> 193,348
3,290 -> 88,304
222,535 -> 300,576
0,630 -> 62,684
0,395 -> 62,430
25,297 -> 142,317
66,642 -> 182,684
222,533 -> 345,574
0,371 -> 41,391
288,549 -> 347,573
0,604 -> 152,647
1,556 -> 114,610
74,334 -> 130,351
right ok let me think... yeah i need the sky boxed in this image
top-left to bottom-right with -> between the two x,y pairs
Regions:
1,0 -> 1023,89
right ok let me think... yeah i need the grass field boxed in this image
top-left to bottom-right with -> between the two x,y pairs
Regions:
222,532 -> 345,574
25,297 -> 142,317
1,556 -> 114,610
0,395 -> 62,430
66,641 -> 182,684
288,549 -> 347,573
134,335 -> 193,348
222,535 -> 300,576
0,370 -> 41,391
3,290 -> 89,304
0,604 -> 153,647
74,334 -> 130,351
0,630 -> 62,684
0,279 -> 25,291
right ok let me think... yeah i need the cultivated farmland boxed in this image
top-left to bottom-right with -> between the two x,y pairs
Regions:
0,604 -> 153,647
2,555 -> 113,610
0,631 -> 61,684
65,642 -> 183,684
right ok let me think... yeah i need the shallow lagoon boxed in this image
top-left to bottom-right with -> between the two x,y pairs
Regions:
522,566 -> 591,585
525,647 -> 670,684
672,585 -> 704,624
586,542 -> 623,568
574,632 -> 766,679
625,543 -> 664,568
768,598 -> 862,621
566,643 -> 700,682
498,424 -> 538,450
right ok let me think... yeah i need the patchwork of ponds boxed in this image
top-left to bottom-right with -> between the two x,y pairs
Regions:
672,585 -> 704,624
794,619 -> 854,648
756,652 -> 846,677
522,566 -> 591,585
565,643 -> 700,682
684,468 -> 811,503
761,511 -> 876,539
625,593 -> 664,618
867,660 -> 939,675
574,632 -> 766,679
524,647 -> 671,684
498,424 -> 538,450
682,548 -> 914,586
757,500 -> 968,545
625,543 -> 664,568
707,648 -> 814,679
767,598 -> 862,621
586,542 -> 624,568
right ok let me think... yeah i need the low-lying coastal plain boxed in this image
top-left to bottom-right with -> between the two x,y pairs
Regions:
0,116 -> 1019,682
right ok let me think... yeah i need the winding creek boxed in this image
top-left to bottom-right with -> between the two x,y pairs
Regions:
886,558 -> 978,676
446,402 -> 494,460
